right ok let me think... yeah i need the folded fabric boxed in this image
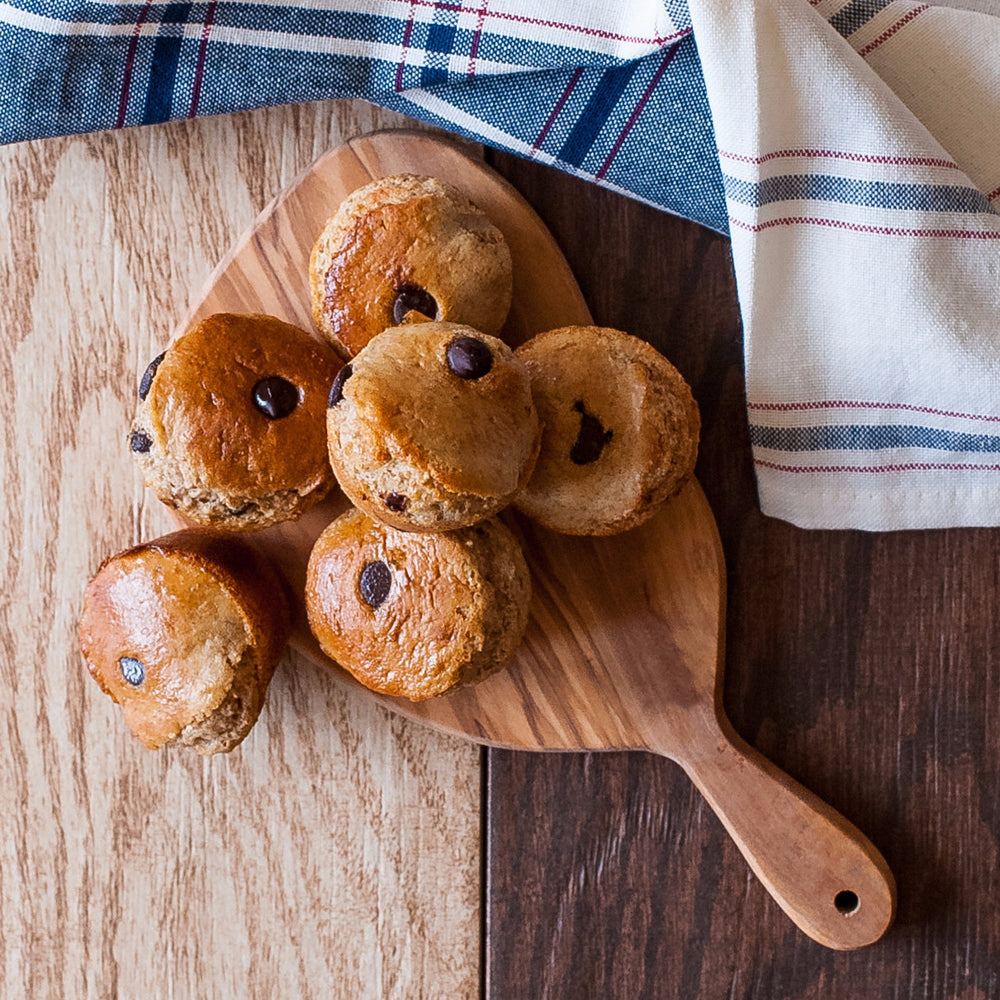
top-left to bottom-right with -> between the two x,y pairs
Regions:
0,2 -> 727,227
4,0 -> 999,530
692,0 -> 1000,529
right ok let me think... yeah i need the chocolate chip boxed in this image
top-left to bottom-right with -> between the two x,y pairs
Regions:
570,401 -> 613,465
118,656 -> 145,686
383,492 -> 409,513
138,351 -> 165,400
393,284 -> 437,325
446,336 -> 493,380
129,429 -> 152,453
252,375 -> 299,419
328,364 -> 353,407
359,560 -> 392,609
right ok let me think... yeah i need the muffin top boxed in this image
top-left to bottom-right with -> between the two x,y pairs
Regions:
515,326 -> 700,535
131,312 -> 342,529
78,528 -> 291,750
326,321 -> 539,531
306,508 -> 530,700
310,174 -> 513,357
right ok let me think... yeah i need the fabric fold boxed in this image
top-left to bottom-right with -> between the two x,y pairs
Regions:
690,0 -> 1000,529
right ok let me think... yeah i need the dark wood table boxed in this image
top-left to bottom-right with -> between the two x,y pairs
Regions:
483,148 -> 1000,999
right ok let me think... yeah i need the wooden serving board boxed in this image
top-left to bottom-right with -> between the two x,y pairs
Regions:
174,126 -> 694,747
168,129 -> 896,950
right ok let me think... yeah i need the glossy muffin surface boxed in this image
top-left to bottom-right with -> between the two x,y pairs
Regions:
306,508 -> 530,700
327,321 -> 539,531
131,312 -> 341,530
78,528 -> 292,753
310,174 -> 512,357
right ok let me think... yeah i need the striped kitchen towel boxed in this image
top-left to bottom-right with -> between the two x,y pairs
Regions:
691,0 -> 1000,529
3,0 -> 1000,530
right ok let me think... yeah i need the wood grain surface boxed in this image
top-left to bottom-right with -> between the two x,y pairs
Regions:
484,151 -> 1000,999
5,98 -> 999,998
0,105 -> 481,999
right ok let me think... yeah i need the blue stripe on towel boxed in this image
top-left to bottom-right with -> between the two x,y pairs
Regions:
750,424 -> 1000,453
724,174 -> 996,215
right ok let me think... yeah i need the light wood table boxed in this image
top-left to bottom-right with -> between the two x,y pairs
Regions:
1,102 -> 480,999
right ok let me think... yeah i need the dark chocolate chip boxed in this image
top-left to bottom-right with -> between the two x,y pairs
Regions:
138,351 -> 165,401
359,560 -> 392,609
328,364 -> 353,407
252,375 -> 299,419
129,429 -> 152,453
383,492 -> 409,513
446,336 -> 493,380
392,284 -> 437,325
570,400 -> 613,465
118,656 -> 145,686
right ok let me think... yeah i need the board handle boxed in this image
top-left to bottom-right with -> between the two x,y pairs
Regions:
671,719 -> 896,950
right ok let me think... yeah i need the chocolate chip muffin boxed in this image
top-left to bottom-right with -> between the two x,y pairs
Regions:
305,508 -> 530,700
130,313 -> 342,531
326,321 -> 540,532
78,528 -> 292,754
310,174 -> 513,358
514,326 -> 700,536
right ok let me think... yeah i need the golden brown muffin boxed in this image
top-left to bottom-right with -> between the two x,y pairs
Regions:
130,313 -> 342,531
78,528 -> 292,754
310,174 -> 513,357
305,508 -> 530,700
326,321 -> 540,532
514,326 -> 700,535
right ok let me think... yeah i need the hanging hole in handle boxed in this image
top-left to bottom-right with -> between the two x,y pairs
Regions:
834,889 -> 860,915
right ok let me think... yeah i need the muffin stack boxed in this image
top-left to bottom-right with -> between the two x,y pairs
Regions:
78,173 -> 700,754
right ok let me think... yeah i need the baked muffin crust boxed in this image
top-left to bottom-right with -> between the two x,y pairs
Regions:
306,508 -> 530,700
78,528 -> 292,754
310,174 -> 513,357
515,326 -> 700,535
131,313 -> 342,531
326,321 -> 539,531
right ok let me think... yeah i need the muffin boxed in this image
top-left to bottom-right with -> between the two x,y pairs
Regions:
310,174 -> 513,357
326,321 -> 540,531
78,528 -> 292,754
130,312 -> 342,531
514,326 -> 700,535
305,508 -> 530,700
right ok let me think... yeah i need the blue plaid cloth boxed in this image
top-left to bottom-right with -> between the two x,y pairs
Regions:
0,0 -> 729,231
